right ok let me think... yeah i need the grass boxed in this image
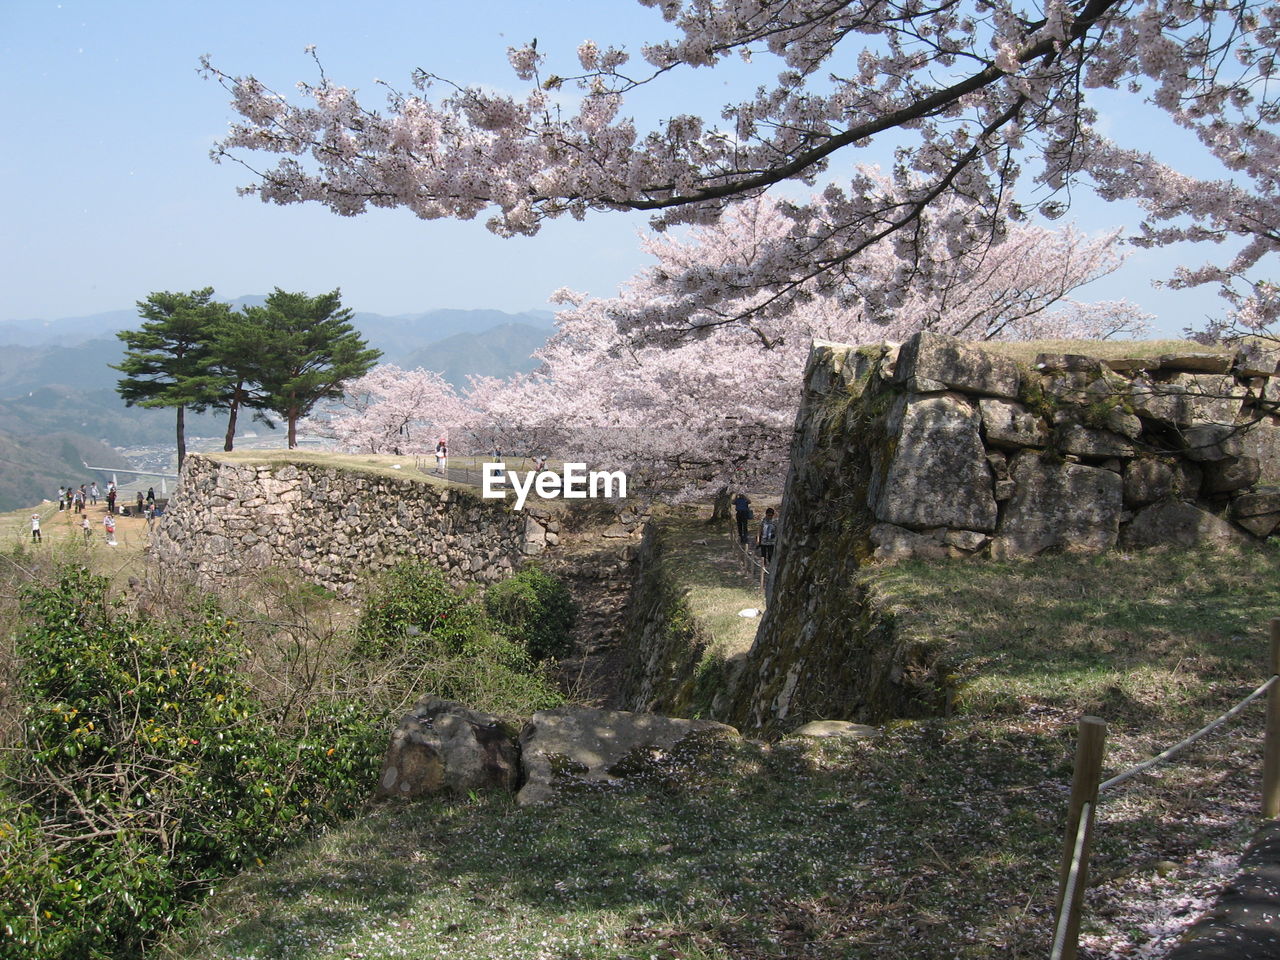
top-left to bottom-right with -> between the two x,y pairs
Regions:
203,450 -> 571,511
167,539 -> 1280,960
657,508 -> 767,663
0,500 -> 152,587
978,339 -> 1230,364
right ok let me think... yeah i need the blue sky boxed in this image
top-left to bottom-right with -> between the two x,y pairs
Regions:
0,0 -> 1237,336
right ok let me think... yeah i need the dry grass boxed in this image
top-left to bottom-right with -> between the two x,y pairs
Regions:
978,338 -> 1227,364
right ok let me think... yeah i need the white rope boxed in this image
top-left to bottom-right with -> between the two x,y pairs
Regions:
1098,675 -> 1277,793
1050,801 -> 1092,960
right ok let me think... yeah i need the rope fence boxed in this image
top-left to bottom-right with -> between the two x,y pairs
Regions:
1048,619 -> 1280,960
725,515 -> 771,597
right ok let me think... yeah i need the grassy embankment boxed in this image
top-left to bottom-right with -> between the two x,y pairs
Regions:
166,525 -> 1280,960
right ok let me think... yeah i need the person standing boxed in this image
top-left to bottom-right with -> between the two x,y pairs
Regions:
733,492 -> 753,544
756,507 -> 779,567
89,481 -> 100,506
102,513 -> 116,546
30,513 -> 41,543
435,439 -> 448,476
81,515 -> 92,543
106,486 -> 117,515
135,492 -> 145,516
146,486 -> 155,505
57,486 -> 66,511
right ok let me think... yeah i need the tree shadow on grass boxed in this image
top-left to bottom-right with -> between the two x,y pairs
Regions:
191,725 -> 1076,960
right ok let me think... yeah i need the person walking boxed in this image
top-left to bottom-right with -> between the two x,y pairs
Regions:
756,507 -> 779,567
733,492 -> 753,544
30,513 -> 41,543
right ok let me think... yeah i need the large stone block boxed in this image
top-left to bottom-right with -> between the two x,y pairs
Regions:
377,696 -> 520,800
1231,489 -> 1280,537
516,707 -> 738,806
979,398 -> 1050,449
1183,423 -> 1246,462
993,452 -> 1123,556
1123,458 -> 1202,507
1203,456 -> 1261,494
1055,423 -> 1135,459
1121,501 -> 1250,549
892,331 -> 1020,399
1131,374 -> 1245,428
1242,416 -> 1280,484
1235,341 -> 1280,377
871,393 -> 998,532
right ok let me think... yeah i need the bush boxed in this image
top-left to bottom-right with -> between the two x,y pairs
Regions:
354,561 -> 565,717
355,562 -> 491,658
484,565 -> 578,663
0,566 -> 381,960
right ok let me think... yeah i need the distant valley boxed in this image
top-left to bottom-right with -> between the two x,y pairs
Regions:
0,302 -> 557,511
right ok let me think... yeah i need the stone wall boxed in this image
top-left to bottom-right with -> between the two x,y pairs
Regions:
729,332 -> 1280,733
153,455 -> 558,595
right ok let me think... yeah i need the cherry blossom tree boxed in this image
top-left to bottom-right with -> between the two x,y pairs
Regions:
308,364 -> 467,454
596,192 -> 1149,344
467,195 -> 1148,497
202,0 -> 1280,330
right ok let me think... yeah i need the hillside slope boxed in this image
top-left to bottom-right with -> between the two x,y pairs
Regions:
0,430 -> 133,512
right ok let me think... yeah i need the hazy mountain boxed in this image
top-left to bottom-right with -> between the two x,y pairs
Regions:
0,301 -> 555,431
0,302 -> 555,370
0,338 -> 125,397
402,322 -> 551,385
0,386 -> 229,446
0,309 -> 142,348
0,429 -> 134,513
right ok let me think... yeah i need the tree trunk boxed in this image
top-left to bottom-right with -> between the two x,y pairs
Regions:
287,411 -> 298,449
709,485 -> 731,523
223,395 -> 240,452
176,405 -> 187,472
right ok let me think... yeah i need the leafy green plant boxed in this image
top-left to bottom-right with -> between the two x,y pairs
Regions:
354,561 -> 564,716
0,565 -> 380,960
355,562 -> 490,658
483,565 -> 578,663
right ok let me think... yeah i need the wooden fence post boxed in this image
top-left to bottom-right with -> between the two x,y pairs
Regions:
1263,619 -> 1280,818
1053,716 -> 1107,960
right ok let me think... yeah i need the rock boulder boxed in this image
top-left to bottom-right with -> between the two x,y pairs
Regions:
377,696 -> 521,800
516,707 -> 739,806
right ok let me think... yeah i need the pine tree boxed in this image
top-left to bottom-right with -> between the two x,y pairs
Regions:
248,289 -> 381,448
114,289 -> 229,470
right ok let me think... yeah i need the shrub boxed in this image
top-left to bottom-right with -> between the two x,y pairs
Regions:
0,565 -> 381,960
483,565 -> 578,663
354,561 -> 565,716
355,562 -> 490,658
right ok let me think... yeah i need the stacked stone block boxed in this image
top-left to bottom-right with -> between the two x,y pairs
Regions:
153,456 -> 556,595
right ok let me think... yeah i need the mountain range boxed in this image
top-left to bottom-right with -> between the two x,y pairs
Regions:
0,302 -> 558,511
